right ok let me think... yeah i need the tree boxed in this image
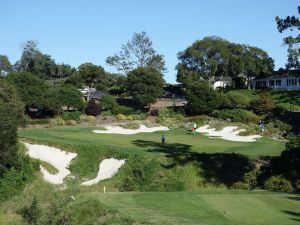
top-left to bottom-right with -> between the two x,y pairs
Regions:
16,40 -> 58,79
176,36 -> 274,87
185,81 -> 221,115
6,72 -> 61,116
276,6 -> 300,69
78,63 -> 105,87
127,67 -> 164,108
0,81 -> 24,173
0,55 -> 12,77
106,31 -> 167,74
177,36 -> 231,85
56,64 -> 75,79
57,85 -> 84,110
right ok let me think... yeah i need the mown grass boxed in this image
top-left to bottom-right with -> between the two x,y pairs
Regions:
96,191 -> 300,225
18,127 -> 285,157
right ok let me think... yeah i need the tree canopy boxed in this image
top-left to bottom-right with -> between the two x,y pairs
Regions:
176,36 -> 274,87
106,31 -> 167,75
276,6 -> 300,69
126,67 -> 164,108
0,55 -> 12,77
6,72 -> 61,116
0,81 -> 24,173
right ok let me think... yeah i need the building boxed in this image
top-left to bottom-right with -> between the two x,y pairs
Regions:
209,77 -> 233,90
252,70 -> 300,91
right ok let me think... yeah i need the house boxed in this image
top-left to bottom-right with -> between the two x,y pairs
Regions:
252,70 -> 300,91
210,77 -> 233,90
78,87 -> 108,100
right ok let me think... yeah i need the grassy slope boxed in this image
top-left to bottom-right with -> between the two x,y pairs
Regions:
228,89 -> 300,108
95,191 -> 300,225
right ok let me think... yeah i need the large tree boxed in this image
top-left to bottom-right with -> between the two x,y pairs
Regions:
126,67 -> 164,108
0,55 -> 12,77
177,36 -> 274,87
0,81 -> 24,173
16,40 -> 57,79
276,6 -> 300,69
6,72 -> 61,116
106,31 -> 167,74
57,85 -> 84,111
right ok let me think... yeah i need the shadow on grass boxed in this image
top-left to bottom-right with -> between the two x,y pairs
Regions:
132,140 -> 254,186
282,210 -> 300,222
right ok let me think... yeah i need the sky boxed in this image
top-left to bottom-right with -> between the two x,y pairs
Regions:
0,0 -> 298,83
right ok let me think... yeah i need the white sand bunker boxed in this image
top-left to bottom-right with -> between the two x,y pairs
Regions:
93,124 -> 169,135
24,143 -> 77,185
196,125 -> 261,142
81,158 -> 125,186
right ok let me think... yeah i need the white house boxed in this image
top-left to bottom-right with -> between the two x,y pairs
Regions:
210,77 -> 233,90
252,71 -> 300,91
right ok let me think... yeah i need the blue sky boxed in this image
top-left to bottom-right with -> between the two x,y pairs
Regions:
0,0 -> 298,83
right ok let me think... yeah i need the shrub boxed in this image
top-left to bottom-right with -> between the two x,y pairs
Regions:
185,81 -> 221,115
62,111 -> 82,121
225,91 -> 250,109
213,109 -> 259,123
264,175 -> 293,192
29,119 -> 50,125
85,100 -> 101,116
250,92 -> 275,115
243,171 -> 258,190
231,181 -> 249,190
20,197 -> 41,225
111,105 -> 134,115
264,120 -> 292,136
132,113 -> 148,120
120,122 -> 140,130
49,117 -> 65,126
101,111 -> 112,117
65,120 -> 77,126
79,114 -> 95,122
100,95 -> 118,111
116,114 -> 127,121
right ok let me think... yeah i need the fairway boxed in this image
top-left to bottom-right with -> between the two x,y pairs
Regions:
95,191 -> 300,225
18,127 -> 285,157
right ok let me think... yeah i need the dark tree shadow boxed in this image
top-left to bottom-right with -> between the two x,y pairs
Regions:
282,210 -> 300,222
132,140 -> 254,186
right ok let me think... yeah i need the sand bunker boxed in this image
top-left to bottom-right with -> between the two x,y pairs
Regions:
81,158 -> 125,186
196,125 -> 261,142
24,143 -> 77,185
93,124 -> 169,135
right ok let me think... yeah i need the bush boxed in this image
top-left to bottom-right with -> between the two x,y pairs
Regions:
185,81 -> 221,115
264,120 -> 292,136
111,105 -> 134,115
157,108 -> 185,124
231,181 -> 249,190
100,95 -> 118,111
49,117 -> 65,126
79,114 -> 96,122
225,91 -> 250,109
264,175 -> 293,193
116,114 -> 127,121
132,113 -> 148,120
120,122 -> 140,130
101,111 -> 112,117
62,111 -> 82,121
29,119 -> 50,125
20,197 -> 41,225
65,120 -> 77,126
85,100 -> 101,116
213,109 -> 259,123
250,93 -> 275,115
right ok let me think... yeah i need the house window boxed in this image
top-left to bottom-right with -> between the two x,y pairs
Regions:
298,78 -> 300,85
276,80 -> 281,86
269,80 -> 275,86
